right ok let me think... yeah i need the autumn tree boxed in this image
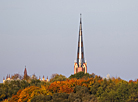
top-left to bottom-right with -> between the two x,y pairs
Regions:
11,73 -> 23,80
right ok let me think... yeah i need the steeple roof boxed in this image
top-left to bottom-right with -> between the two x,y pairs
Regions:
24,66 -> 27,76
77,14 -> 85,67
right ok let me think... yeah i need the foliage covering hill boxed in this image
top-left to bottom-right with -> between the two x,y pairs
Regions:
1,72 -> 138,102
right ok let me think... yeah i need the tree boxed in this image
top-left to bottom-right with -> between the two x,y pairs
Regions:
68,86 -> 90,102
29,79 -> 41,87
52,93 -> 69,102
11,74 -> 23,80
30,94 -> 52,102
82,94 -> 98,102
127,93 -> 138,102
99,90 -> 116,102
69,72 -> 90,79
50,74 -> 67,82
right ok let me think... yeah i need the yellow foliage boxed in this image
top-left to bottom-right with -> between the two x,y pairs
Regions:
10,85 -> 52,102
2,99 -> 9,102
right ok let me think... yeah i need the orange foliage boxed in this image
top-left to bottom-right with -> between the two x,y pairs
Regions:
48,78 -> 103,93
18,86 -> 40,102
9,89 -> 22,102
10,85 -> 52,102
112,77 -> 122,84
10,76 -> 132,102
128,79 -> 138,84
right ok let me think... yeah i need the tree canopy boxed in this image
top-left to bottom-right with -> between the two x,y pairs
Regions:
1,73 -> 138,102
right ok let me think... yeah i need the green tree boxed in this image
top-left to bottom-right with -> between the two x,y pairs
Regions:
29,79 -> 41,87
127,93 -> 138,102
50,74 -> 67,82
69,86 -> 91,102
69,72 -> 91,79
31,94 -> 52,102
52,93 -> 69,102
82,94 -> 98,102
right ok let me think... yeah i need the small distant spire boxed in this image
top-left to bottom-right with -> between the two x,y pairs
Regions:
46,76 -> 49,82
24,66 -> 27,77
42,75 -> 45,81
3,77 -> 5,83
6,74 -> 8,79
39,76 -> 41,81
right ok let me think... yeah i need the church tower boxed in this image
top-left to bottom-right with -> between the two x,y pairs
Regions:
24,66 -> 27,77
23,66 -> 28,80
74,14 -> 87,74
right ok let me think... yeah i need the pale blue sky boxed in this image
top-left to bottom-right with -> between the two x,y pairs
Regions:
0,0 -> 138,83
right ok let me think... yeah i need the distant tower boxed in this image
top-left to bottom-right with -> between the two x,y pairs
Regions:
46,76 -> 49,82
24,66 -> 27,76
74,14 -> 87,74
6,74 -> 8,80
24,66 -> 28,80
7,74 -> 10,80
39,76 -> 41,81
3,77 -> 5,83
42,75 -> 45,81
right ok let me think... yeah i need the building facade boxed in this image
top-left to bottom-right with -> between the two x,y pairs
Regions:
74,14 -> 87,74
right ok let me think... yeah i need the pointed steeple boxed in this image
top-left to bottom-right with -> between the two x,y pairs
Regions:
6,74 -> 8,79
39,76 -> 41,81
74,14 -> 87,74
46,76 -> 49,82
3,77 -> 5,83
24,66 -> 27,76
77,14 -> 85,67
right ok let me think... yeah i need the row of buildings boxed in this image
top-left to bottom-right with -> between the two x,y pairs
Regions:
3,66 -> 48,83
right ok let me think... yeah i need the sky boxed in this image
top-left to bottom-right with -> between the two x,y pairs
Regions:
0,0 -> 138,83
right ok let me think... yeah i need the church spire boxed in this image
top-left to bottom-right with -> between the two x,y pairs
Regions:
77,14 -> 85,67
74,14 -> 87,74
24,66 -> 27,79
80,13 -> 82,28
